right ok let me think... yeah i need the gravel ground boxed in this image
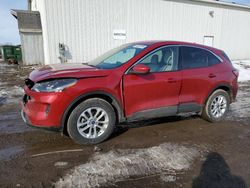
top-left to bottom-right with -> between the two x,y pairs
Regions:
0,62 -> 249,188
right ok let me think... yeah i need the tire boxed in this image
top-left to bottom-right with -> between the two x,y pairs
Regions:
67,98 -> 116,144
201,89 -> 230,122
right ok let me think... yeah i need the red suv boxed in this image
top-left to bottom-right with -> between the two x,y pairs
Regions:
21,41 -> 238,144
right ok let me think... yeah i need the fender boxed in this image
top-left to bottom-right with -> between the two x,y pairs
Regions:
204,83 -> 233,104
61,91 -> 125,134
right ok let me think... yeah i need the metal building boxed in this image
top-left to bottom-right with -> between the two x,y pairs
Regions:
12,10 -> 44,65
14,0 -> 250,65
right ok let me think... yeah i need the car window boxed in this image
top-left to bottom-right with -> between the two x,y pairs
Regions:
103,48 -> 137,65
221,51 -> 231,62
206,51 -> 221,66
140,50 -> 163,66
89,44 -> 148,69
138,46 -> 178,72
180,47 -> 209,69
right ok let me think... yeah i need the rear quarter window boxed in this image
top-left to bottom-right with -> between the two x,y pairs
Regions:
205,51 -> 221,66
180,46 -> 221,69
180,47 -> 208,69
221,51 -> 231,62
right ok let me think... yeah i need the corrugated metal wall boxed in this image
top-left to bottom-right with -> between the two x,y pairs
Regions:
0,47 -> 3,61
20,32 -> 44,65
31,0 -> 250,64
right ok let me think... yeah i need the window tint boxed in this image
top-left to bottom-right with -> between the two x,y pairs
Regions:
139,46 -> 178,72
206,51 -> 221,65
180,47 -> 221,69
222,51 -> 231,62
180,47 -> 208,69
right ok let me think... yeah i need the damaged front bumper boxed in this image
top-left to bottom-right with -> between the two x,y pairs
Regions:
21,109 -> 61,131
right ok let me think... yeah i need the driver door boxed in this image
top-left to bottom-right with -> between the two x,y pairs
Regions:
123,46 -> 182,119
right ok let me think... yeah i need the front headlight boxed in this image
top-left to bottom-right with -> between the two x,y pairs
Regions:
32,79 -> 77,92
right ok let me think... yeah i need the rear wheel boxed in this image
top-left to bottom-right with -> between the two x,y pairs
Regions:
67,98 -> 116,144
201,89 -> 230,122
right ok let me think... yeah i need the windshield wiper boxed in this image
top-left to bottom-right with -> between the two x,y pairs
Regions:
82,63 -> 97,68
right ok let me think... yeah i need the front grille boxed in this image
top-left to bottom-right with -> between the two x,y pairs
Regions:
25,78 -> 34,89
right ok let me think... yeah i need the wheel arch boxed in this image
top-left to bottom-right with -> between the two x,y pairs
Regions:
204,84 -> 233,105
61,91 -> 125,135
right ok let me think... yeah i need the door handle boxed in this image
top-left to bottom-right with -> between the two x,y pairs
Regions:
208,73 -> 216,78
166,78 -> 177,83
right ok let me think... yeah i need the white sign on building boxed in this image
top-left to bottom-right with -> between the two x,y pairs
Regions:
113,30 -> 126,40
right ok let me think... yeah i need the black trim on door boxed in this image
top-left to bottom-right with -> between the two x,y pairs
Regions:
127,106 -> 178,122
126,102 -> 203,122
178,103 -> 202,113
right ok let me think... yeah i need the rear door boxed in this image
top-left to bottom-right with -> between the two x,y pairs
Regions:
123,46 -> 182,118
179,46 -> 221,106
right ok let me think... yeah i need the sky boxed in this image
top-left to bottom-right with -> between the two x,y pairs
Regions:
224,0 -> 250,4
0,0 -> 27,45
0,0 -> 250,45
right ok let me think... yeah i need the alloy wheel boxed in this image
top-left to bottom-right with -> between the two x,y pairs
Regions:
76,107 -> 109,139
210,95 -> 227,118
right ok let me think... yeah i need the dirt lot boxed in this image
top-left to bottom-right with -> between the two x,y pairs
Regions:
0,62 -> 249,188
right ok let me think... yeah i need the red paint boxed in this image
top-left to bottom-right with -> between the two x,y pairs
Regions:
131,64 -> 150,74
123,71 -> 182,116
21,41 -> 238,128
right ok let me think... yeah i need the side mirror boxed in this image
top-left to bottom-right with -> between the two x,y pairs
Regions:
130,64 -> 150,74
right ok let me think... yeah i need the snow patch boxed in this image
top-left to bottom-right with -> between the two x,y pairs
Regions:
55,143 -> 200,188
54,162 -> 68,167
0,63 -> 17,73
0,83 -> 24,104
232,60 -> 250,82
225,60 -> 250,122
227,82 -> 250,121
160,175 -> 177,182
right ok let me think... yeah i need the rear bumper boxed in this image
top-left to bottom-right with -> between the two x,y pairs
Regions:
231,80 -> 238,102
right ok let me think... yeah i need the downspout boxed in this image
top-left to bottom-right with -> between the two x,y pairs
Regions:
28,0 -> 32,10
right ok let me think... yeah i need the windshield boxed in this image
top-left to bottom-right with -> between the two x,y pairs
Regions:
88,44 -> 148,69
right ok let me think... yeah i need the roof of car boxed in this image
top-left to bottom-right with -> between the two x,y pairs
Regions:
130,40 -> 223,53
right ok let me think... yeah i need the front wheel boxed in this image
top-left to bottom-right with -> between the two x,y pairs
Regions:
201,89 -> 230,122
67,98 -> 116,144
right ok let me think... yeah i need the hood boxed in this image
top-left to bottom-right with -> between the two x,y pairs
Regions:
29,63 -> 111,82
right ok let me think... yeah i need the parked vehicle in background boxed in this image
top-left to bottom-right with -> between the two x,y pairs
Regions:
21,41 -> 239,144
